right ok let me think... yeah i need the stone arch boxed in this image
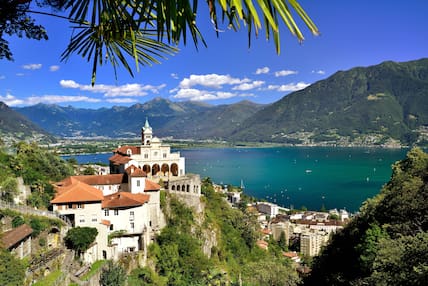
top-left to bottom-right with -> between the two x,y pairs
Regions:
171,185 -> 176,191
182,184 -> 186,192
143,164 -> 151,174
171,163 -> 178,176
161,164 -> 169,176
152,164 -> 160,176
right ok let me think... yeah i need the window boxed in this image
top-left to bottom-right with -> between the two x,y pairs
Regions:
79,215 -> 85,223
144,153 -> 148,159
114,209 -> 119,216
68,203 -> 72,209
149,221 -> 152,227
130,222 -> 134,229
92,216 -> 97,222
154,151 -> 158,156
163,153 -> 167,158
136,180 -> 140,187
77,203 -> 83,209
130,211 -> 134,221
110,224 -> 114,231
104,209 -> 109,216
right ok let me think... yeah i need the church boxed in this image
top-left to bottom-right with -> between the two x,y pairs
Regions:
109,118 -> 185,177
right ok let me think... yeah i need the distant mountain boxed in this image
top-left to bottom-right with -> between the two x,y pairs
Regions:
0,102 -> 56,144
230,58 -> 428,145
14,98 -> 266,139
13,59 -> 428,146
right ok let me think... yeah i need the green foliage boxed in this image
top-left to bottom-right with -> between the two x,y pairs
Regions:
99,260 -> 126,286
29,217 -> 49,237
82,166 -> 96,175
128,267 -> 166,286
0,248 -> 25,286
11,216 -> 24,228
306,147 -> 428,285
242,257 -> 300,286
0,176 -> 17,202
1,142 -> 74,209
367,232 -> 428,286
64,227 -> 98,256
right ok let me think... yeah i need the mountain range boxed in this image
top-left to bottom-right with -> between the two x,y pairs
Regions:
4,58 -> 428,146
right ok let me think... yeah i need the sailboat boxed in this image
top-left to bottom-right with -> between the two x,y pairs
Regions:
240,179 -> 245,190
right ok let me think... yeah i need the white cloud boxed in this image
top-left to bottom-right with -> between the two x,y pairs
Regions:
22,63 -> 42,70
179,74 -> 248,89
171,88 -> 240,101
26,95 -> 101,105
255,67 -> 270,75
267,82 -> 310,92
0,93 -> 24,106
106,98 -> 138,103
0,75 -> 5,80
275,70 -> 298,77
49,65 -> 60,72
312,70 -> 326,75
16,73 -> 25,77
232,81 -> 265,91
171,73 -> 179,79
60,80 -> 165,97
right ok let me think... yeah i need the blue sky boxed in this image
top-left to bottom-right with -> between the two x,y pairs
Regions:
1,0 -> 427,108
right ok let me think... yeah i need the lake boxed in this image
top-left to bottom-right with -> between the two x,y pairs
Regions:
63,147 -> 408,212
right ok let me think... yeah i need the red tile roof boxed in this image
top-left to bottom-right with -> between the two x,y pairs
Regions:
72,174 -> 124,185
256,240 -> 269,250
1,224 -> 33,249
125,165 -> 147,178
261,228 -> 271,235
113,146 -> 141,155
145,180 -> 161,192
51,177 -> 104,204
102,192 -> 150,209
283,251 -> 299,258
101,219 -> 111,226
109,154 -> 132,165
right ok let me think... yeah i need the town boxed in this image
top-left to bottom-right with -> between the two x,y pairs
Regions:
0,119 -> 353,285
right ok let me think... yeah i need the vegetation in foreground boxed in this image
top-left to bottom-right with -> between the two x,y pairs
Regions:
305,147 -> 428,285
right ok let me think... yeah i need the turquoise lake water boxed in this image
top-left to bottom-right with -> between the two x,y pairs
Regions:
65,147 -> 408,212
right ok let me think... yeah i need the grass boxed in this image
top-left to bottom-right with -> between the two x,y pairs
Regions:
81,260 -> 107,281
32,270 -> 63,286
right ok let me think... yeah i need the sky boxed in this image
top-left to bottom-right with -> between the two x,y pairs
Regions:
1,0 -> 427,109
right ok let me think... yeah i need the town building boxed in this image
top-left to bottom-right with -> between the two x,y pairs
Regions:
51,167 -> 162,262
109,118 -> 185,177
51,120 -> 201,262
1,224 -> 33,259
300,230 -> 330,257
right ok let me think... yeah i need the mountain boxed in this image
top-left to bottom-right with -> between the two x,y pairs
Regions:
0,102 -> 56,144
230,58 -> 428,145
14,98 -> 265,139
13,59 -> 428,145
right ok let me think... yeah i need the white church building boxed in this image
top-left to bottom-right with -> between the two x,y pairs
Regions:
109,118 -> 185,177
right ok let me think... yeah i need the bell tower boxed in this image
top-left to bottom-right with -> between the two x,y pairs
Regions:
142,117 -> 153,146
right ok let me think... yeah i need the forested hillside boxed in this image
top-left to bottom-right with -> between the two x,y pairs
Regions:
0,142 -> 74,208
0,102 -> 55,144
305,147 -> 428,285
232,59 -> 428,145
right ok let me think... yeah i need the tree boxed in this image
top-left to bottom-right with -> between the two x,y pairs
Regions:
0,248 -> 26,286
64,226 -> 98,256
100,260 -> 126,286
0,177 -> 18,203
242,258 -> 300,286
1,0 -> 318,85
